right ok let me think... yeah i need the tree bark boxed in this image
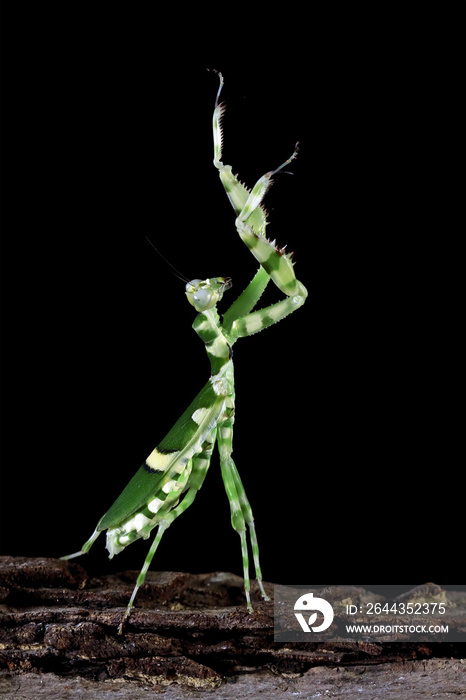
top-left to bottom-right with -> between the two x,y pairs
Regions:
0,557 -> 464,698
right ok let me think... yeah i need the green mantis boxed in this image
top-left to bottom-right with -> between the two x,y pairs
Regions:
62,72 -> 308,634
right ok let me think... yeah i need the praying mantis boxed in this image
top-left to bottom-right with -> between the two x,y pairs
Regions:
62,72 -> 308,634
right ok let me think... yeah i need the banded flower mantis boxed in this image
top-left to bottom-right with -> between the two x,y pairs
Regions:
63,73 -> 308,634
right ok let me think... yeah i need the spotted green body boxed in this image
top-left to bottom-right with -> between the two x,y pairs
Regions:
63,73 -> 308,634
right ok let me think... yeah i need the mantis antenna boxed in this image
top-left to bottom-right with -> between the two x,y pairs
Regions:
145,236 -> 190,284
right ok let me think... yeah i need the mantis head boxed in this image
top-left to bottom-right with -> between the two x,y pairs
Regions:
185,277 -> 232,312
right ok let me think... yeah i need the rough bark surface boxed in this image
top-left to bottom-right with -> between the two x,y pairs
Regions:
0,557 -> 464,698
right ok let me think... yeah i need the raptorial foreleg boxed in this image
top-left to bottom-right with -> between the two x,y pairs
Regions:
212,72 -> 306,299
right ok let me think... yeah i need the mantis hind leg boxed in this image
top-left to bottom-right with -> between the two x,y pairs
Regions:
61,528 -> 100,560
118,430 -> 216,634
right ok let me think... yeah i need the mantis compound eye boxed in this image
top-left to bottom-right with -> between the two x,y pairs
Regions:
193,288 -> 215,311
185,280 -> 217,311
185,277 -> 231,312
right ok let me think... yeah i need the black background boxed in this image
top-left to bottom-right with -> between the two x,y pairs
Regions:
0,2 -> 463,592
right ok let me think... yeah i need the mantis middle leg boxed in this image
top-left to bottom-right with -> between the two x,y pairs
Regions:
217,403 -> 269,610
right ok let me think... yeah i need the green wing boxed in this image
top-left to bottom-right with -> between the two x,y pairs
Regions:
97,379 -> 224,531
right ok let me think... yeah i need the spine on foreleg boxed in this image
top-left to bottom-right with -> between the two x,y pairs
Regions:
239,226 -> 299,297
